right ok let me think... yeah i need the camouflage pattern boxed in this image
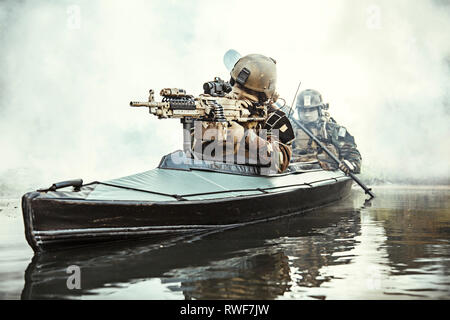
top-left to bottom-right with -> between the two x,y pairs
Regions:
291,116 -> 361,173
191,53 -> 292,173
192,103 -> 292,173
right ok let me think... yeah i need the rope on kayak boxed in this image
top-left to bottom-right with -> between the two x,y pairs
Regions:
94,181 -> 269,200
179,182 -> 315,198
85,179 -> 327,201
92,181 -> 188,201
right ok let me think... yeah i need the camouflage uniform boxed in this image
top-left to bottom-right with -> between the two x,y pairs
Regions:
192,97 -> 293,173
192,54 -> 294,173
291,116 -> 362,173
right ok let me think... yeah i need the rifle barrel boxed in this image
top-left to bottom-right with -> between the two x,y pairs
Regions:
130,101 -> 151,107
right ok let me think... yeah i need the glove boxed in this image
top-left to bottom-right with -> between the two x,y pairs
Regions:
317,152 -> 338,171
239,99 -> 255,109
319,160 -> 333,171
339,160 -> 355,174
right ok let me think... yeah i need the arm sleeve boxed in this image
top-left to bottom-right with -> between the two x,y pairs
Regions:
340,142 -> 362,173
339,130 -> 362,174
329,123 -> 362,174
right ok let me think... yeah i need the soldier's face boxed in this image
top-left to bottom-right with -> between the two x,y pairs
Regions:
231,85 -> 259,103
298,108 -> 319,123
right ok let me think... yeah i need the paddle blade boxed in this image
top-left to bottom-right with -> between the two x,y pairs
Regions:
223,49 -> 241,72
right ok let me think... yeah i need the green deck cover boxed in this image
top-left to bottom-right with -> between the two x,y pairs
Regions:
84,168 -> 348,202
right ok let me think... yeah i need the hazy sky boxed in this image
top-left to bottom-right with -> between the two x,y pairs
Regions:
0,0 -> 449,193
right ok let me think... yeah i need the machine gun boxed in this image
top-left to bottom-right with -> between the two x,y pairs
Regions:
130,82 -> 268,155
130,88 -> 267,123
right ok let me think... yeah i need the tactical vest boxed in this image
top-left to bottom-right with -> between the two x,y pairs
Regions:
294,127 -> 320,151
292,123 -> 339,164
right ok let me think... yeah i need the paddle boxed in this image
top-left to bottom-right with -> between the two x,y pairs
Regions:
223,49 -> 241,72
287,81 -> 302,118
290,117 -> 375,198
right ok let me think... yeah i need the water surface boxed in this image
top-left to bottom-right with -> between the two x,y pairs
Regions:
0,185 -> 449,299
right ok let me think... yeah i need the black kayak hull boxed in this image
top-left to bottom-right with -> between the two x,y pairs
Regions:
22,151 -> 355,252
22,178 -> 353,252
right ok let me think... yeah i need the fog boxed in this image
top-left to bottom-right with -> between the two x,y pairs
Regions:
0,0 -> 449,196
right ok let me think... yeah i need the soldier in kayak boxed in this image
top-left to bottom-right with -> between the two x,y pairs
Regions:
291,89 -> 362,174
192,54 -> 294,173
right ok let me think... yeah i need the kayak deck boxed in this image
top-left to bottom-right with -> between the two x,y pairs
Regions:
22,151 -> 353,251
36,150 -> 349,202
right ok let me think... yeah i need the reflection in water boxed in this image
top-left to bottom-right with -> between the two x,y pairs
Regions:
373,187 -> 450,298
176,252 -> 292,300
17,186 -> 450,299
286,210 -> 392,299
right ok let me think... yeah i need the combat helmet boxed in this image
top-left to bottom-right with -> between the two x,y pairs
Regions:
296,89 -> 325,109
230,54 -> 277,102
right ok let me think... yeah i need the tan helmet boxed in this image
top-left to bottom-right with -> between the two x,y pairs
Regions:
230,54 -> 277,101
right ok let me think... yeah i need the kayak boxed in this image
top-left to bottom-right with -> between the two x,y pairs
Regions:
22,196 -> 360,299
22,150 -> 353,252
